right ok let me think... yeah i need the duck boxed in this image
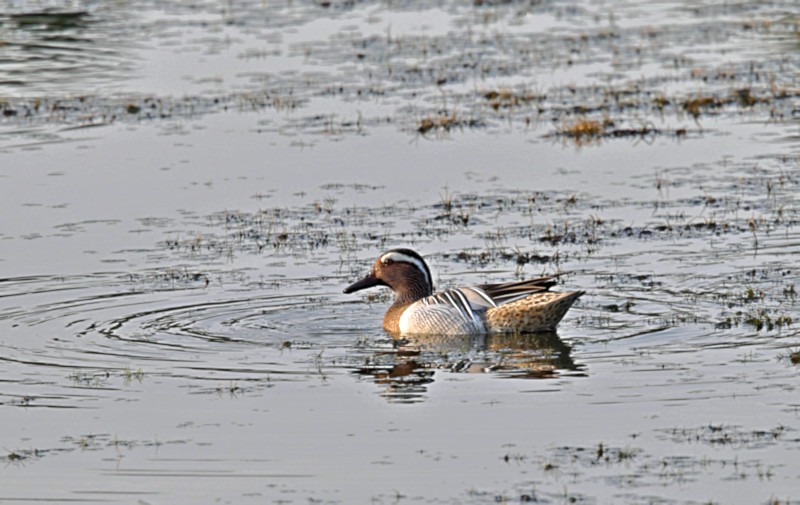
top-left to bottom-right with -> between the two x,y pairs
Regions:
343,248 -> 584,336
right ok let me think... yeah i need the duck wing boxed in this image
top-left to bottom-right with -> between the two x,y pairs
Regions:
422,288 -> 490,324
420,275 -> 564,322
474,275 -> 561,306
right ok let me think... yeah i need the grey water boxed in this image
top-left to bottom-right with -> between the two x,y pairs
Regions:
1,1 -> 799,503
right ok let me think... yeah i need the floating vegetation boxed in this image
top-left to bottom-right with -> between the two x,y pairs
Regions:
659,424 -> 788,449
2,0 -> 797,146
482,88 -> 545,110
2,447 -> 41,464
122,366 -> 144,384
150,158 -> 799,283
127,268 -> 210,290
68,370 -> 111,388
682,88 -> 778,118
447,248 -> 552,267
2,2 -> 800,504
415,110 -> 484,135
560,118 -> 608,139
718,308 -> 793,332
549,117 -> 683,145
683,94 -> 726,118
0,89 -> 308,134
777,347 -> 800,366
492,437 -> 786,503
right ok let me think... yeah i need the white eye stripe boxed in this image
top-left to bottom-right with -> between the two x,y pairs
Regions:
379,251 -> 431,288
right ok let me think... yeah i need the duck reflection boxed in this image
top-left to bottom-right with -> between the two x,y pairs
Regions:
353,332 -> 584,403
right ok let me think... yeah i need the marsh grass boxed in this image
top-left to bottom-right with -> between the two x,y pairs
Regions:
482,88 -> 545,110
415,110 -> 483,135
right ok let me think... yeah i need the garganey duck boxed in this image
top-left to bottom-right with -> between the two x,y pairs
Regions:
344,248 -> 584,336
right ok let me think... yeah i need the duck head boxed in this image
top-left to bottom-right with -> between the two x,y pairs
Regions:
343,248 -> 433,303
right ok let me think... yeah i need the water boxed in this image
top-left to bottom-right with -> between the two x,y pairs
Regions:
1,0 -> 799,503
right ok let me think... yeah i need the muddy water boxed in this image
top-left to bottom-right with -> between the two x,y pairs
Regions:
1,0 -> 799,503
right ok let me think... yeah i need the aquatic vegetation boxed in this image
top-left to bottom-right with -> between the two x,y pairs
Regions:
559,118 -> 607,140
3,0 -> 798,147
482,88 -> 545,110
741,309 -> 792,332
2,447 -> 41,464
415,110 -> 484,135
122,366 -> 144,384
683,94 -> 726,118
661,424 -> 788,449
1,1 -> 799,504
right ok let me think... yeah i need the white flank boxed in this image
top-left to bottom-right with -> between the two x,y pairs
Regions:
379,251 -> 431,288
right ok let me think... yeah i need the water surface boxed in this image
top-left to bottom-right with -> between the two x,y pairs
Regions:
1,0 -> 799,503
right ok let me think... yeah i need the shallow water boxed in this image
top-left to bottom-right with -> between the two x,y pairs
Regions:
1,0 -> 799,503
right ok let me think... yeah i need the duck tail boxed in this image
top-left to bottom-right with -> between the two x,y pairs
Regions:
484,290 -> 584,333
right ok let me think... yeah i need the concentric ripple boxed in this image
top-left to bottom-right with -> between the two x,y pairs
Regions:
0,272 -> 381,409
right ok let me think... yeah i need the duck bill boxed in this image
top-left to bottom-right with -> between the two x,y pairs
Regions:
343,272 -> 384,293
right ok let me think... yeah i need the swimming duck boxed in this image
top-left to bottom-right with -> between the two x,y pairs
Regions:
344,248 -> 583,336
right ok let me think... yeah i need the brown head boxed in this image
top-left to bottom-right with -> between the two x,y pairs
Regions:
343,248 -> 433,303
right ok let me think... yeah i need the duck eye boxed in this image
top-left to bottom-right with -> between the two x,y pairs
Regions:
382,258 -> 393,266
